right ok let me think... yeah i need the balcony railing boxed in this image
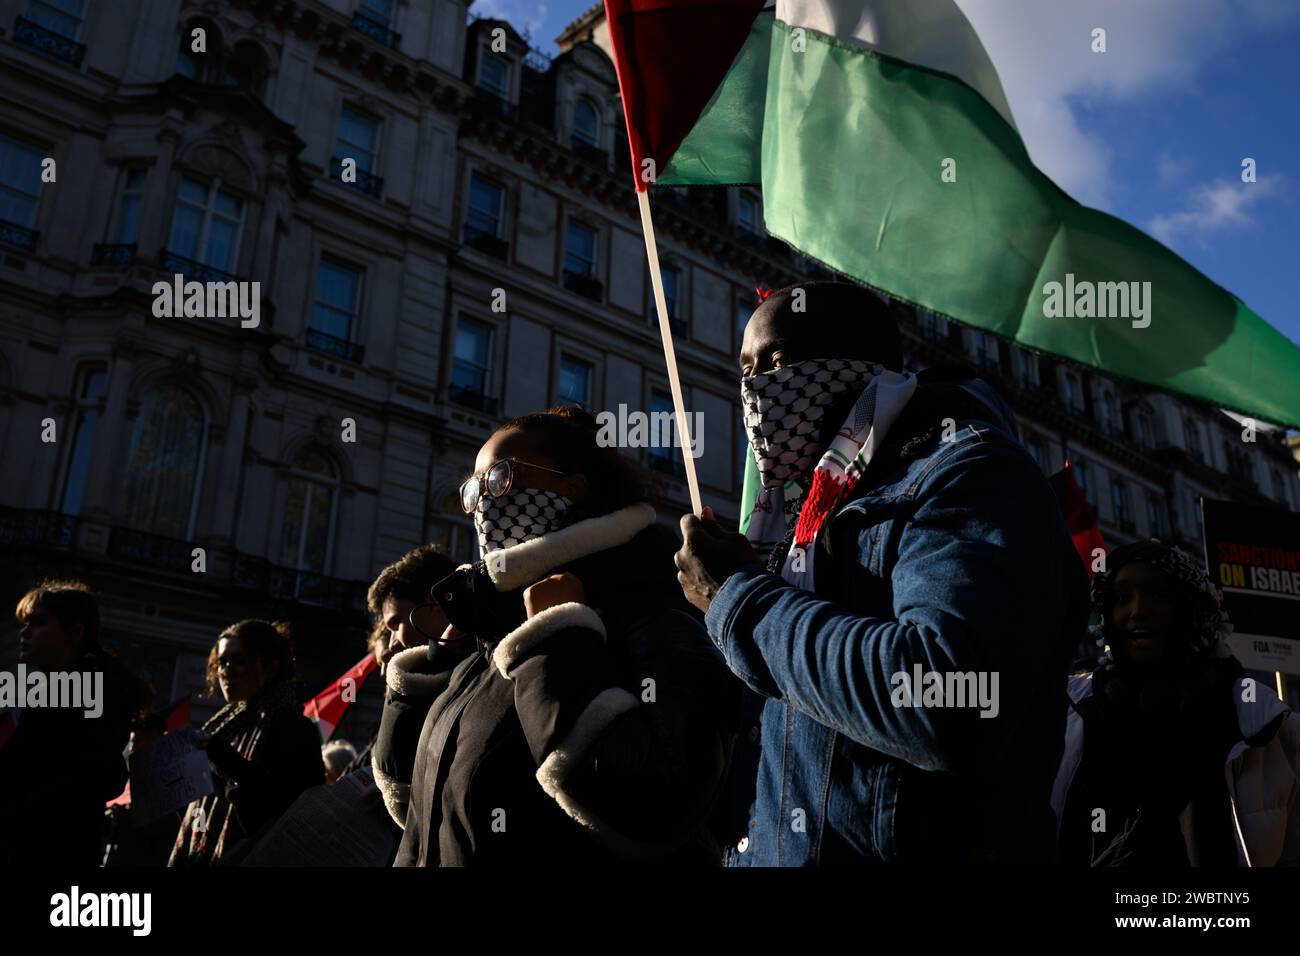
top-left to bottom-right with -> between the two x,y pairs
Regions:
0,507 -> 371,617
448,385 -> 499,416
276,565 -> 367,610
462,225 -> 509,260
232,554 -> 367,611
0,508 -> 77,551
160,249 -> 240,284
108,527 -> 196,574
329,156 -> 384,199
563,269 -> 603,302
474,90 -> 518,121
352,10 -> 400,48
570,140 -> 609,168
14,16 -> 86,67
306,328 -> 365,364
0,219 -> 38,252
91,243 -> 136,267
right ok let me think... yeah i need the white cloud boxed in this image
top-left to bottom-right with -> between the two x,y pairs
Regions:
1147,174 -> 1284,244
1155,151 -> 1190,186
954,0 -> 1297,209
473,0 -> 549,42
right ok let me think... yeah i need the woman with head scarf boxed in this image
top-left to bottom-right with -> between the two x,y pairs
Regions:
389,405 -> 739,866
1053,539 -> 1300,866
169,620 -> 322,866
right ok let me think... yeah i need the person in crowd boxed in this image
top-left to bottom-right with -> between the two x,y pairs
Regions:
364,544 -> 462,801
322,739 -> 358,784
1054,539 -> 1300,866
102,714 -> 183,867
366,544 -> 457,676
674,281 -> 1088,865
392,405 -> 739,866
1,580 -> 147,867
169,620 -> 321,866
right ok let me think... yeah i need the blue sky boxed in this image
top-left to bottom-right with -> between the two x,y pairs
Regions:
473,0 -> 1299,347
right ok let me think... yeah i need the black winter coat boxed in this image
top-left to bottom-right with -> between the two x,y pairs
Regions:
169,681 -> 322,867
0,650 -> 141,868
391,504 -> 741,866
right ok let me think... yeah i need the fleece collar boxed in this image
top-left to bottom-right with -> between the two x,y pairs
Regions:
483,503 -> 656,592
384,646 -> 449,697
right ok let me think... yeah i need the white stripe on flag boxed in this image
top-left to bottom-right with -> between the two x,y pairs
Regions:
775,0 -> 1018,131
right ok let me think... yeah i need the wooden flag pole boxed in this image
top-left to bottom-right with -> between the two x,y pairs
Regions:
637,188 -> 704,515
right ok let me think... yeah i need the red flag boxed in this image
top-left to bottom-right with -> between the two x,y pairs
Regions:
303,655 -> 378,744
162,695 -> 191,732
604,0 -> 765,190
1049,460 -> 1107,579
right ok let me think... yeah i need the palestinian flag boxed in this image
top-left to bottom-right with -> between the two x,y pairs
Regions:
303,655 -> 378,744
106,695 -> 192,808
606,0 -> 1300,430
161,694 -> 192,733
1048,461 -> 1107,579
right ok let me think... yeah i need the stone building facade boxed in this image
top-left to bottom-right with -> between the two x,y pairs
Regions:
1,0 -> 1296,732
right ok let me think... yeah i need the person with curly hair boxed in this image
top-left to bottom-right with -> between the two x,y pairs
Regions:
1053,539 -> 1300,866
169,620 -> 321,867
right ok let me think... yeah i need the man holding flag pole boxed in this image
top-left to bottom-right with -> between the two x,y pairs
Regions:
600,0 -> 1300,866
674,282 -> 1089,864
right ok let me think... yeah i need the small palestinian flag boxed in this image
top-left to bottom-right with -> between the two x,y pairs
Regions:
303,655 -> 378,744
1049,460 -> 1106,579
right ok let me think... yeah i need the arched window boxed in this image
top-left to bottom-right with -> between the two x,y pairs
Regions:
176,19 -> 223,82
220,41 -> 268,97
429,488 -> 476,565
120,383 -> 207,539
278,447 -> 339,574
572,98 -> 600,148
60,365 -> 108,516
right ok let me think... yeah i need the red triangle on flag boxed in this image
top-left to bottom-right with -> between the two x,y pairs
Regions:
1049,460 -> 1107,579
162,695 -> 191,733
605,0 -> 766,189
303,655 -> 378,744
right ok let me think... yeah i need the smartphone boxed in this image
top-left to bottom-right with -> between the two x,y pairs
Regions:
431,563 -> 525,641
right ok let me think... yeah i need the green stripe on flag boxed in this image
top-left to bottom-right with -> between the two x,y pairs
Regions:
739,445 -> 761,535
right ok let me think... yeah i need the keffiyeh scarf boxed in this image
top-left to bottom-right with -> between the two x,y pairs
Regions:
742,358 -> 917,590
1090,539 -> 1233,661
474,488 -> 573,555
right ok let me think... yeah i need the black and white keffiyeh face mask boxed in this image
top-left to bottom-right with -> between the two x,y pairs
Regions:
474,488 -> 572,555
741,358 -> 880,486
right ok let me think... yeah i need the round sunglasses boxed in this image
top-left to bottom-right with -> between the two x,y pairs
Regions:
459,457 -> 568,514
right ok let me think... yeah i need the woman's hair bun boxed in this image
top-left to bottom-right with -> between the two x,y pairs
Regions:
543,403 -> 600,433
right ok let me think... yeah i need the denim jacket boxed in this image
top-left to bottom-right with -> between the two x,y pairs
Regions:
706,371 -> 1088,865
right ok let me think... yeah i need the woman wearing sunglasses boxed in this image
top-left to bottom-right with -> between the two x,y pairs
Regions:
392,404 -> 740,866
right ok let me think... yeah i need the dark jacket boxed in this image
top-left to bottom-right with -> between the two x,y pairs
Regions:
169,681 -> 322,867
708,367 -> 1089,865
392,504 -> 740,866
0,650 -> 141,868
372,643 -> 464,829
